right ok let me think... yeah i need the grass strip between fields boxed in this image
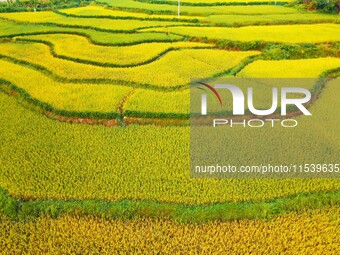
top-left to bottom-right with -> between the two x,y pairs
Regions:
0,186 -> 339,223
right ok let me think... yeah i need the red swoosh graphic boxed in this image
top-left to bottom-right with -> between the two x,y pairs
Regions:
198,82 -> 223,106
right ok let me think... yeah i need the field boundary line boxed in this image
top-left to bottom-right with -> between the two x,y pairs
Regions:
0,186 -> 339,223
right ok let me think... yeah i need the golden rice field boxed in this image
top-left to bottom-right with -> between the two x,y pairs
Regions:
1,86 -> 340,203
0,0 -> 339,253
59,6 -> 339,25
0,10 -> 191,31
15,33 -> 213,66
99,0 -> 299,15
0,60 -> 132,113
143,23 -> 340,43
1,56 -> 340,116
0,42 -> 260,87
237,58 -> 340,78
0,207 -> 339,254
0,19 -> 184,45
60,5 -> 200,21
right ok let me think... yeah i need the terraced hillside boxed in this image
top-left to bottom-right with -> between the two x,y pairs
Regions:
0,0 -> 339,254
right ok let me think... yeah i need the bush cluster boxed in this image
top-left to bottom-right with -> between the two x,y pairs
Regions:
0,0 -> 91,13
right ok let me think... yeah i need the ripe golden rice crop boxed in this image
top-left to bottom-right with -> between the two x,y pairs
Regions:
142,23 -> 340,43
17,33 -> 212,66
0,42 -> 260,87
60,5 -> 200,21
237,58 -> 340,78
0,19 -> 71,36
0,59 -> 190,116
59,6 -> 337,26
0,11 -> 190,31
124,89 -> 190,115
0,20 -> 183,45
204,13 -> 339,25
0,59 -> 132,113
0,206 -> 338,254
0,5 -> 339,253
1,92 -> 339,204
100,0 -> 298,15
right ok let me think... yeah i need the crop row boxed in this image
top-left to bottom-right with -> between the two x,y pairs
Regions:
2,18 -> 339,52
0,20 -> 185,46
4,10 -> 337,44
0,60 -> 190,118
60,5 -> 200,21
0,87 -> 339,204
0,204 -> 338,254
15,34 -> 213,67
58,6 -> 340,27
142,23 -> 340,44
13,28 -> 339,58
0,51 -> 339,118
0,41 -> 259,88
237,58 -> 340,78
98,0 -> 298,15
0,11 -> 194,33
55,7 -> 200,23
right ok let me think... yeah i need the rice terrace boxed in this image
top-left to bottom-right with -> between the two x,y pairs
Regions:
0,0 -> 339,253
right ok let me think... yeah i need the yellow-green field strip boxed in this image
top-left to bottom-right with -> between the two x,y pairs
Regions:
0,8 -> 339,122
0,60 -> 339,121
0,11 -> 197,34
0,42 -> 260,89
141,23 -> 340,44
1,207 -> 339,254
14,34 -> 214,68
1,80 -> 339,204
0,3 -> 339,251
57,6 -> 339,27
0,20 -> 185,46
98,0 -> 300,16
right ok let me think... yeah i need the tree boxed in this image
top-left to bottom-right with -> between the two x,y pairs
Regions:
28,0 -> 39,12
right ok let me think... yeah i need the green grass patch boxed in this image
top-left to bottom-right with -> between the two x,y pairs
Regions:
1,186 -> 339,223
